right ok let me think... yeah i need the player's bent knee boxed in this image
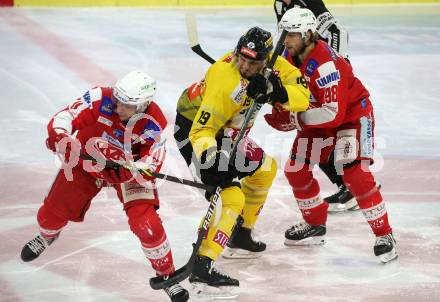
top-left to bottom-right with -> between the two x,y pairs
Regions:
342,162 -> 377,198
220,186 -> 245,214
284,160 -> 313,188
126,204 -> 165,244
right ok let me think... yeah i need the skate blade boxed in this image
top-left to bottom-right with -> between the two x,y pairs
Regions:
378,248 -> 398,263
328,198 -> 358,213
190,282 -> 239,300
284,236 -> 326,246
222,247 -> 263,259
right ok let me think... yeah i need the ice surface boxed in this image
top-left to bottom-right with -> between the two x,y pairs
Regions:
0,5 -> 439,302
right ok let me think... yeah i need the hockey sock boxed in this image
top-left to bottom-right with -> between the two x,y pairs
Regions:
126,204 -> 175,276
343,163 -> 392,236
240,156 -> 277,229
37,204 -> 67,239
198,186 -> 243,260
285,160 -> 328,225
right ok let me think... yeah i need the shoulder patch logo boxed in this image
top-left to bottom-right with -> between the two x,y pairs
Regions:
99,96 -> 114,117
305,59 -> 318,77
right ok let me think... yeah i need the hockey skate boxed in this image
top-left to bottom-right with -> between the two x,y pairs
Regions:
374,233 -> 398,263
325,184 -> 357,212
21,234 -> 58,262
223,225 -> 266,259
164,283 -> 189,302
326,183 -> 382,213
284,222 -> 326,246
189,255 -> 239,299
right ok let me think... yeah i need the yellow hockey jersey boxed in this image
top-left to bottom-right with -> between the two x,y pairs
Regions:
178,52 -> 310,158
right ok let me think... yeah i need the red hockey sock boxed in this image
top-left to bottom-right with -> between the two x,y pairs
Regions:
285,160 -> 328,225
37,204 -> 67,239
343,163 -> 392,236
126,204 -> 175,276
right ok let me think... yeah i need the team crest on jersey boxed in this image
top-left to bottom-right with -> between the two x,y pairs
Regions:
141,120 -> 161,142
305,59 -> 318,76
90,136 -> 125,162
316,70 -> 340,88
230,79 -> 247,104
99,96 -> 113,117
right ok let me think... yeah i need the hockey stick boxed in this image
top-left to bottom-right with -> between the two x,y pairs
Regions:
186,13 -> 216,64
79,154 -> 215,193
149,28 -> 289,290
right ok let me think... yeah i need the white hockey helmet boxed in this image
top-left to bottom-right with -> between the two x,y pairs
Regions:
113,70 -> 156,112
279,7 -> 317,39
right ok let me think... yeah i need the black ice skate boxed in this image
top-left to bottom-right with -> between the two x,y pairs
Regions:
163,283 -> 189,302
284,222 -> 326,246
374,233 -> 398,263
189,255 -> 239,299
223,225 -> 266,259
325,184 -> 357,212
326,183 -> 382,213
21,234 -> 58,262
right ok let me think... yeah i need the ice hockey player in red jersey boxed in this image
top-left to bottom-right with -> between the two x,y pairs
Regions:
20,70 -> 189,302
265,7 -> 398,263
274,0 -> 359,212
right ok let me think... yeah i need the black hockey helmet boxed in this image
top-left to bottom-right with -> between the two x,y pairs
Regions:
235,27 -> 273,61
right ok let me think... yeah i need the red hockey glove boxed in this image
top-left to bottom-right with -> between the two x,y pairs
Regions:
100,166 -> 135,184
46,128 -> 69,152
46,128 -> 81,162
264,105 -> 302,132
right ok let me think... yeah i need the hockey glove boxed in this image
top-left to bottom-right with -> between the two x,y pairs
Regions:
199,149 -> 238,189
274,0 -> 288,23
264,104 -> 302,132
316,12 -> 349,57
46,128 -> 81,163
246,74 -> 270,104
268,72 -> 288,105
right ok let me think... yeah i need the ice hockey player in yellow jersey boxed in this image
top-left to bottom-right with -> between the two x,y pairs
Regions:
174,27 -> 309,299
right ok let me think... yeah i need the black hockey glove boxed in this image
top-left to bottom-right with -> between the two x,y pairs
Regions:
268,72 -> 288,105
246,74 -> 270,104
274,0 -> 288,23
198,148 -> 238,189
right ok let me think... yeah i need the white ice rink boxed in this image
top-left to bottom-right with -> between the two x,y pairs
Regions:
0,4 -> 440,302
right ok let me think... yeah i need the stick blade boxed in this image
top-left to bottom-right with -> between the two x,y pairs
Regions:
149,265 -> 190,290
185,13 -> 199,48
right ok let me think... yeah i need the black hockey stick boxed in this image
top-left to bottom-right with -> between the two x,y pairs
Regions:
149,26 -> 289,290
79,154 -> 215,193
186,13 -> 216,64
